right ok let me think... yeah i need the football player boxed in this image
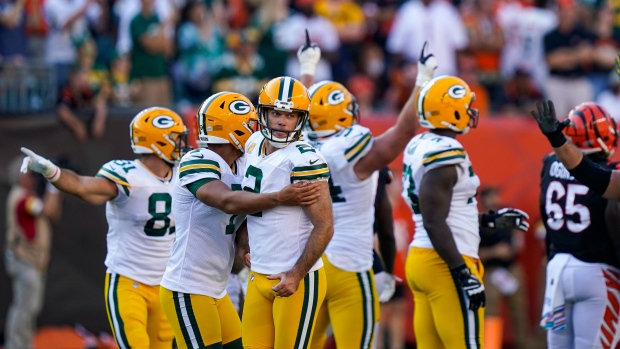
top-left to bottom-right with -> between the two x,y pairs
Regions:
401,75 -> 529,348
297,36 -> 429,348
238,76 -> 334,348
538,102 -> 620,348
533,99 -> 620,201
21,107 -> 188,348
159,92 -> 321,349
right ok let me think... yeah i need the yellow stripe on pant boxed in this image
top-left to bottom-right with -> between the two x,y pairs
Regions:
310,255 -> 380,349
242,268 -> 326,349
406,247 -> 485,349
159,286 -> 242,349
104,273 -> 173,349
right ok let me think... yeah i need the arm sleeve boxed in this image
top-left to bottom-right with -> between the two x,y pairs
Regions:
96,161 -> 131,198
421,140 -> 467,171
178,151 -> 222,194
290,146 -> 331,183
328,125 -> 374,172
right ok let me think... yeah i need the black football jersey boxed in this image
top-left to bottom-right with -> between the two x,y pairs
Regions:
539,154 -> 620,267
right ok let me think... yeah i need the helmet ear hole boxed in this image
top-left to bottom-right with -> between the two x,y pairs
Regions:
157,141 -> 167,147
454,111 -> 461,120
234,130 -> 245,136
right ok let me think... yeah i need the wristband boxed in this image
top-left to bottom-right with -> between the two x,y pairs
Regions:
46,166 -> 61,183
545,129 -> 567,148
300,62 -> 317,76
569,156 -> 612,196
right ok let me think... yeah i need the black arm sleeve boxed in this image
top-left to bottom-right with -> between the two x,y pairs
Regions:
569,156 -> 612,196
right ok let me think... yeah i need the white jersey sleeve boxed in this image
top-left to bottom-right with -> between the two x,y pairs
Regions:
420,138 -> 468,171
290,143 -> 330,183
96,160 -> 132,199
178,149 -> 223,189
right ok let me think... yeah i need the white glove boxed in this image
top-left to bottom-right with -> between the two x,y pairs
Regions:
20,147 -> 61,182
416,41 -> 438,87
379,273 -> 397,303
297,30 -> 321,76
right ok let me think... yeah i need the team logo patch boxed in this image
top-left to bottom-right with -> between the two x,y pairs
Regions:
327,90 -> 345,105
229,100 -> 251,115
447,85 -> 467,99
152,115 -> 175,129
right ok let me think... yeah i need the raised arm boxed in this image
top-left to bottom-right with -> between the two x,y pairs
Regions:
269,181 -> 334,297
21,148 -> 117,205
194,180 -> 320,215
353,43 -> 436,180
532,101 -> 620,200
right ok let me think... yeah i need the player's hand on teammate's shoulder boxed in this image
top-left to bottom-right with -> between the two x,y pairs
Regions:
267,269 -> 303,297
276,181 -> 321,206
481,207 -> 530,232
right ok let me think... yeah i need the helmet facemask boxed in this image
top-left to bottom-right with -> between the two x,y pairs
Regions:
159,128 -> 190,164
258,103 -> 308,148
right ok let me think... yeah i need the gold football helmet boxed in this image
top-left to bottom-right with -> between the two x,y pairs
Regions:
306,80 -> 360,140
195,92 -> 258,152
257,76 -> 310,147
417,75 -> 478,134
130,107 -> 188,164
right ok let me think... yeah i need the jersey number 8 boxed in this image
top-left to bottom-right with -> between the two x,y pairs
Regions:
145,193 -> 175,237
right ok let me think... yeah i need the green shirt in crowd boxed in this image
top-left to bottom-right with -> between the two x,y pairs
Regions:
130,12 -> 167,80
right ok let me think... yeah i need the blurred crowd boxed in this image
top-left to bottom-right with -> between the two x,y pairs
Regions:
2,0 -> 620,137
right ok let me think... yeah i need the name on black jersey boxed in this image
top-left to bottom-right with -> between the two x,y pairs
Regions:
549,161 -> 574,181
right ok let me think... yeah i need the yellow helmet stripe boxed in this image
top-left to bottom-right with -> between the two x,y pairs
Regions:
345,133 -> 372,162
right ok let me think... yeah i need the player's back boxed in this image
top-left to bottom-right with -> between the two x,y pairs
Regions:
96,159 -> 177,285
243,132 -> 330,275
539,154 -> 620,267
401,132 -> 480,258
161,148 -> 246,298
309,124 -> 378,272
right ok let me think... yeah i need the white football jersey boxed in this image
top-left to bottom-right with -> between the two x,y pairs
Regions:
96,160 -> 177,286
243,132 -> 330,275
309,125 -> 378,272
161,149 -> 246,299
401,132 -> 481,258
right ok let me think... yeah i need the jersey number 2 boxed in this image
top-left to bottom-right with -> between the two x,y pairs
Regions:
545,181 -> 591,233
243,165 -> 263,217
145,193 -> 174,237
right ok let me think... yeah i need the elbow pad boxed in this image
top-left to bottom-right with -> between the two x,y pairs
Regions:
569,156 -> 612,196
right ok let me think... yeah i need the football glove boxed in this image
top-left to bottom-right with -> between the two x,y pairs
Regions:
531,100 -> 570,148
20,147 -> 61,182
298,29 -> 321,76
481,207 -> 530,232
416,41 -> 438,87
378,273 -> 399,303
451,264 -> 485,310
